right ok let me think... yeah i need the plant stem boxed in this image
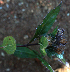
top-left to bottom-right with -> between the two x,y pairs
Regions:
0,47 -> 3,48
16,43 -> 39,47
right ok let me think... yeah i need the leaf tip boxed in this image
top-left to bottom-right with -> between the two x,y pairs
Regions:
61,1 -> 62,3
59,1 -> 62,6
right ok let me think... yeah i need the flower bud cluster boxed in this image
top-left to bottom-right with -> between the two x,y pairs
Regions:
46,28 -> 67,54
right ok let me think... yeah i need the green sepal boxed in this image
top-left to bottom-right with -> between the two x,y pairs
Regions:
39,36 -> 48,56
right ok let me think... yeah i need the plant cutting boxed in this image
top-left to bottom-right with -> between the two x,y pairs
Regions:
0,1 -> 67,72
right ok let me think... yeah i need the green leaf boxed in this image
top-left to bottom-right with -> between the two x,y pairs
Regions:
14,45 -> 53,72
38,57 -> 53,72
14,47 -> 38,58
31,50 -> 53,72
2,36 -> 16,54
29,2 -> 62,43
52,26 -> 58,36
61,58 -> 66,64
39,36 -> 48,56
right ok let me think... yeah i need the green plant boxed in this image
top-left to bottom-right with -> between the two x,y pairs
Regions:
0,1 -> 67,72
